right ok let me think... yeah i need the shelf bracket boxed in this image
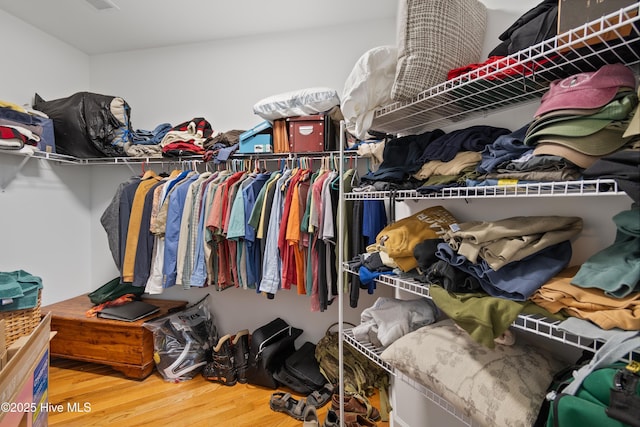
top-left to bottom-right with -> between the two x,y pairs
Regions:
1,155 -> 32,192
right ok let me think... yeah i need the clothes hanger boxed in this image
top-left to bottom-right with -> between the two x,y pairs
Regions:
140,161 -> 156,180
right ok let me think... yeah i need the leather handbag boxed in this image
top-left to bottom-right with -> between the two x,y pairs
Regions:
246,317 -> 303,389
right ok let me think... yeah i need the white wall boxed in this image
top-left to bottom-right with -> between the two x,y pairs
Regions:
0,9 -> 92,305
88,18 -> 396,131
0,10 -> 90,106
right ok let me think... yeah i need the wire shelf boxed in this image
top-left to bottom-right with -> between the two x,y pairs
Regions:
371,3 -> 640,135
0,149 -> 357,166
344,266 -> 639,360
344,268 -> 637,425
343,329 -> 395,373
343,329 -> 476,426
344,179 -> 624,200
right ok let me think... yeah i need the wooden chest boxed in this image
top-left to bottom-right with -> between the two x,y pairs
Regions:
42,294 -> 187,379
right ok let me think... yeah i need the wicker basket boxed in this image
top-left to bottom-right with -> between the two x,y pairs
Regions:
0,290 -> 42,346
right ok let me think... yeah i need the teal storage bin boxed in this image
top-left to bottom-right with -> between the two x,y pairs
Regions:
239,121 -> 273,154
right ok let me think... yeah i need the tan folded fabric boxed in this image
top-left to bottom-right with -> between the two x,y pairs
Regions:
413,151 -> 482,180
445,215 -> 583,270
530,266 -> 640,330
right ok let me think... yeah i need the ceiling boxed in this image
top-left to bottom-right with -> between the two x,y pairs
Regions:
0,0 -> 398,55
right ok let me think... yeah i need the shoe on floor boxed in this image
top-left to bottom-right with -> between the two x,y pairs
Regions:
203,334 -> 237,386
323,409 -> 339,427
302,404 -> 319,427
323,409 -> 378,427
307,383 -> 335,408
269,392 -> 307,421
331,393 -> 381,421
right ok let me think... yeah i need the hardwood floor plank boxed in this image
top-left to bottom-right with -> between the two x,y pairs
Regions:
48,358 -> 390,427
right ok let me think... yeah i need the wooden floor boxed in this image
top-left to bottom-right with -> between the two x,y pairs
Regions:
47,358 -> 389,427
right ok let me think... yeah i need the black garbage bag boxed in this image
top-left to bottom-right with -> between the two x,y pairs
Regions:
33,91 -> 132,158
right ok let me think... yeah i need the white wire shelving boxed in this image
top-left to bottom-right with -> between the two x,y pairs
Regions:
345,179 -> 625,200
0,148 -> 355,166
0,149 -> 358,188
371,3 -> 640,135
343,329 -> 477,427
342,266 -> 629,355
339,5 -> 640,426
342,266 -> 639,424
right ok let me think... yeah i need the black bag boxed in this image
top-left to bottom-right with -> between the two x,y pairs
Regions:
246,317 -> 302,389
273,341 -> 326,395
33,91 -> 132,158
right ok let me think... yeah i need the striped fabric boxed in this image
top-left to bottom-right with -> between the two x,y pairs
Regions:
392,0 -> 487,101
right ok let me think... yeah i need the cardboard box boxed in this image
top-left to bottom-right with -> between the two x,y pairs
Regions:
239,121 -> 273,154
0,319 -> 6,370
0,313 -> 51,427
557,0 -> 638,49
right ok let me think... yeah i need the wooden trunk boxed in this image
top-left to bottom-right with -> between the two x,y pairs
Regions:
43,294 -> 187,379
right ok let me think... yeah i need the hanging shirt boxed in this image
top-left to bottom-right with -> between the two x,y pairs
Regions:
259,169 -> 292,295
243,173 -> 270,289
162,173 -> 200,288
176,172 -> 212,288
144,171 -> 193,294
122,171 -> 161,282
101,176 -> 140,269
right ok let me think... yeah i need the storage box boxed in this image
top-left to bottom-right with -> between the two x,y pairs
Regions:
557,1 -> 638,49
44,294 -> 187,379
287,114 -> 336,153
0,313 -> 51,427
239,121 -> 273,154
273,119 -> 289,153
0,319 -> 6,370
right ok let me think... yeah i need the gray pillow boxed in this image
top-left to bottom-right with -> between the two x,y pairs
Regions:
392,0 -> 487,102
381,319 -> 566,426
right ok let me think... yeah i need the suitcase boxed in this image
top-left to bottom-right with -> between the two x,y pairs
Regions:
273,341 -> 326,394
245,317 -> 303,389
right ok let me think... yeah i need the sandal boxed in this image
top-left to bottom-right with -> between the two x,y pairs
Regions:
307,383 -> 335,408
269,392 -> 307,421
302,404 -> 320,427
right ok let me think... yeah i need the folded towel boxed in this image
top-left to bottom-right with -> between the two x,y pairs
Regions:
0,270 -> 43,311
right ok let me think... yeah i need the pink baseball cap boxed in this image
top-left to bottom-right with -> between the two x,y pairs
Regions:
534,63 -> 637,118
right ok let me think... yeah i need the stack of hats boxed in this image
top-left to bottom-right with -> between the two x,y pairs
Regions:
524,63 -> 638,168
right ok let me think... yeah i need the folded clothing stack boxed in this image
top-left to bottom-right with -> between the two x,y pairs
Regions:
525,63 -> 638,169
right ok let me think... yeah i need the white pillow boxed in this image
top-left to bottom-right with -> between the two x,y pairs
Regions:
341,45 -> 397,141
381,319 -> 565,426
252,87 -> 340,121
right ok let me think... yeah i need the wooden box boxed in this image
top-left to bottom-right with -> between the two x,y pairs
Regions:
43,294 -> 187,379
